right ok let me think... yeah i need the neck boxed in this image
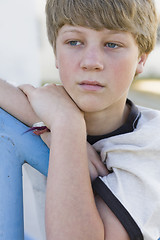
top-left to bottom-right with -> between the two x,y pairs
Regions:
84,99 -> 129,136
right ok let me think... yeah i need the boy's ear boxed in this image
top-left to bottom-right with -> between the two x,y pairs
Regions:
136,53 -> 148,75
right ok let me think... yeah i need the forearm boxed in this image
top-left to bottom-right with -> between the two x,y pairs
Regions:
45,117 -> 104,240
0,79 -> 40,126
16,83 -> 104,239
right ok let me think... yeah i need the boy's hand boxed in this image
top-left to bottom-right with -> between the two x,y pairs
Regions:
19,84 -> 83,131
87,142 -> 109,181
20,84 -> 109,181
41,130 -> 109,181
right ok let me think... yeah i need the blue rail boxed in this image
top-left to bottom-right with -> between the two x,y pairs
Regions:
0,108 -> 49,239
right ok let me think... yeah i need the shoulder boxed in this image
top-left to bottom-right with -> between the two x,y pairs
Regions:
134,105 -> 160,143
93,106 -> 160,240
93,105 -> 160,163
137,105 -> 160,127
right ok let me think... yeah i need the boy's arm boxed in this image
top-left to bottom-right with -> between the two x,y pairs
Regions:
0,79 -> 40,126
41,131 -> 109,181
20,84 -> 130,240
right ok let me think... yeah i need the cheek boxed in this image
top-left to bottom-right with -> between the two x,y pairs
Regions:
111,57 -> 138,91
57,55 -> 71,83
58,54 -> 79,91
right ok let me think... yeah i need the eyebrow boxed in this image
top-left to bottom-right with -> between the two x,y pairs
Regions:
61,29 -> 84,35
61,27 -> 127,37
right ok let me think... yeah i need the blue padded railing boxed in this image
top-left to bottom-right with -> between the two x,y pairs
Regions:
0,108 -> 49,239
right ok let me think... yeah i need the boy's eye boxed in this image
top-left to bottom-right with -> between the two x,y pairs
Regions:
106,42 -> 119,49
68,41 -> 81,46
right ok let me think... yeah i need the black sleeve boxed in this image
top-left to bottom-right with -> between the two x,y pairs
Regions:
92,177 -> 144,240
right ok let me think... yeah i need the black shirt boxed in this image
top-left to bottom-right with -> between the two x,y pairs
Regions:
87,99 -> 141,145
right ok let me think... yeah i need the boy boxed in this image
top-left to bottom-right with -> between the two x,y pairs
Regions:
0,0 -> 160,239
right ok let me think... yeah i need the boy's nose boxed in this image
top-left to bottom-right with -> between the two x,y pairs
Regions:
80,47 -> 104,71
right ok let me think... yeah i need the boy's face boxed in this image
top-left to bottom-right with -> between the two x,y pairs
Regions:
55,25 -> 147,114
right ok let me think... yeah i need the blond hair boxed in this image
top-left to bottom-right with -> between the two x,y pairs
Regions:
46,0 -> 158,54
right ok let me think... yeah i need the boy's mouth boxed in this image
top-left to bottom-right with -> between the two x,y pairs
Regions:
79,80 -> 104,91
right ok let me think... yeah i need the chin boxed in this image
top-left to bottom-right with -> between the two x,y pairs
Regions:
77,103 -> 102,113
74,96 -> 107,113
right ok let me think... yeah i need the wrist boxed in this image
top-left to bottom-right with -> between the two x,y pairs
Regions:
50,115 -> 87,145
50,110 -> 85,133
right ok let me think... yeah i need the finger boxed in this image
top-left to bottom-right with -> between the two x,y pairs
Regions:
92,157 -> 109,176
18,84 -> 36,96
97,162 -> 109,177
88,161 -> 98,181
